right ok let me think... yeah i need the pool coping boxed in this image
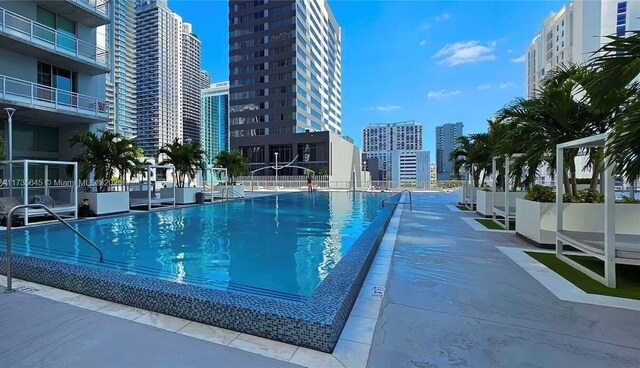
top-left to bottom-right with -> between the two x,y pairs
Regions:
0,192 -> 400,352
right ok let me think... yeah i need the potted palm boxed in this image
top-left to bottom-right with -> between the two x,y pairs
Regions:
69,129 -> 143,215
158,139 -> 205,204
214,150 -> 249,198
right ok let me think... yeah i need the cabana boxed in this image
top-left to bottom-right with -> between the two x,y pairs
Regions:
129,165 -> 176,210
491,154 -> 525,229
555,133 -> 640,287
0,160 -> 78,225
202,166 -> 228,201
462,165 -> 477,210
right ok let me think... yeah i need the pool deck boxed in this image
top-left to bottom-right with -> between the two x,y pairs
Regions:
0,192 -> 639,367
368,193 -> 640,367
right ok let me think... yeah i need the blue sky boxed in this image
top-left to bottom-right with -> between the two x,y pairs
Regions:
169,0 -> 565,157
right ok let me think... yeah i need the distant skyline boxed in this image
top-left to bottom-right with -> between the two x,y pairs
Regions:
169,0 -> 566,158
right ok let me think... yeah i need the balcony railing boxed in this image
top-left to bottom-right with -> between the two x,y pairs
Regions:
70,0 -> 109,17
0,7 -> 108,66
0,74 -> 109,118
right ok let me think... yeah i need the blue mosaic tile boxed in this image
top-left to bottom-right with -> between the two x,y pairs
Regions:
0,194 -> 400,352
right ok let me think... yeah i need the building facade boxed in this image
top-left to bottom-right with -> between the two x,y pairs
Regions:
229,0 -> 352,178
435,122 -> 463,180
135,0 -> 183,157
104,0 -> 136,138
201,81 -> 229,169
200,69 -> 212,89
0,0 -> 111,163
181,22 -> 202,144
525,0 -> 640,98
362,121 -> 423,181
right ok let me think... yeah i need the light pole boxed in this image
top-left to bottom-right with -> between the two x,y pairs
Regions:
4,108 -> 16,197
274,152 -> 278,191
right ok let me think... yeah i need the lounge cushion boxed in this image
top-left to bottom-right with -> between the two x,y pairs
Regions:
0,197 -> 21,212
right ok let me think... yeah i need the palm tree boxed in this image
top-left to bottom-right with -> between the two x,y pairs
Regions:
450,133 -> 493,187
157,139 -> 205,188
215,150 -> 249,184
69,129 -> 144,192
494,64 -> 614,196
585,31 -> 640,182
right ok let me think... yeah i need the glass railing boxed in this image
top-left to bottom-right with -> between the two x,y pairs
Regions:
0,74 -> 109,117
68,0 -> 109,17
0,7 -> 109,66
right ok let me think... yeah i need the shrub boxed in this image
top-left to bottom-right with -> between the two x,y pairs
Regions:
620,196 -> 640,204
579,189 -> 605,203
525,185 -> 555,202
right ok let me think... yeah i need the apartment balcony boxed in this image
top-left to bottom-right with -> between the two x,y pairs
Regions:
0,74 -> 109,124
35,0 -> 110,27
0,7 -> 109,75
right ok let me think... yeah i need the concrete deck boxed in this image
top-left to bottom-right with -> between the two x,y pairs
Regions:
0,291 -> 298,367
368,193 -> 640,367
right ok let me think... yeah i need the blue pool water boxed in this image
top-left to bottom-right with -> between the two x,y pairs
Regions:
6,192 -> 389,300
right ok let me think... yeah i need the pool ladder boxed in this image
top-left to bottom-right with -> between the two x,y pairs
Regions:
3,204 -> 104,293
381,190 -> 413,211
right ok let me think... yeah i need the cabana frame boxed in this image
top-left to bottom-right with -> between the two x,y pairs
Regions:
463,165 -> 476,210
491,154 -> 522,229
203,166 -> 228,201
555,132 -> 640,288
1,160 -> 78,225
129,165 -> 176,210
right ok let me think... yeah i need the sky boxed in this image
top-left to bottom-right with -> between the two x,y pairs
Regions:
169,0 -> 566,158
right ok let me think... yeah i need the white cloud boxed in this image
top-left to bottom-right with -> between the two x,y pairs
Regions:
435,13 -> 450,21
365,105 -> 402,112
427,89 -> 462,99
419,40 -> 428,46
419,22 -> 431,30
511,55 -> 526,63
476,82 -> 515,90
433,41 -> 496,66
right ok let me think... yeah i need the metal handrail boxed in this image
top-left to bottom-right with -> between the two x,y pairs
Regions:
221,187 -> 245,200
4,204 -> 104,292
381,190 -> 413,211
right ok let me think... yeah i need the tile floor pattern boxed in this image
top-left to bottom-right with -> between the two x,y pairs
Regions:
0,200 -> 404,368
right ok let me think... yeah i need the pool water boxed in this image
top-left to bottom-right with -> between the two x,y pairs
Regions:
6,192 -> 389,300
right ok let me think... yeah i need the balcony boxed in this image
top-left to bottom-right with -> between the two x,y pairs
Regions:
0,74 -> 110,124
0,7 -> 110,75
35,0 -> 110,27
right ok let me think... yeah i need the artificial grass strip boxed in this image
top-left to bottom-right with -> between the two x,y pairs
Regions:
456,205 -> 473,211
475,218 -> 516,230
526,252 -> 640,301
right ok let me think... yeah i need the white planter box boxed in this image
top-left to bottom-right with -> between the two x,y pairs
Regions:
476,190 -> 526,217
213,184 -> 245,198
79,191 -> 130,215
161,187 -> 200,205
516,198 -> 640,245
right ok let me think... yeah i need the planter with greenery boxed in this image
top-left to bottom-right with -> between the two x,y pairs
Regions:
69,130 -> 145,215
157,139 -> 205,204
213,150 -> 249,197
475,189 -> 526,217
516,185 -> 640,246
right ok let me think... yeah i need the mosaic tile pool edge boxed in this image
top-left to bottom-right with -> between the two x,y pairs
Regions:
0,194 -> 399,352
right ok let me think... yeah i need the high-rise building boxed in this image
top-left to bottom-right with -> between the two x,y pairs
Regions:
525,0 -> 640,98
228,0 -> 360,183
200,69 -> 212,89
362,121 -> 423,181
201,82 -> 229,170
181,22 -> 202,144
104,0 -> 137,139
135,0 -> 183,157
0,0 -> 111,160
435,122 -> 463,180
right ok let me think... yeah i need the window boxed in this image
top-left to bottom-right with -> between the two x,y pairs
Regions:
37,62 -> 77,106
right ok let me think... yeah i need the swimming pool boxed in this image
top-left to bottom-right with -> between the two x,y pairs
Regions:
0,191 -> 400,352
7,191 -> 385,300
